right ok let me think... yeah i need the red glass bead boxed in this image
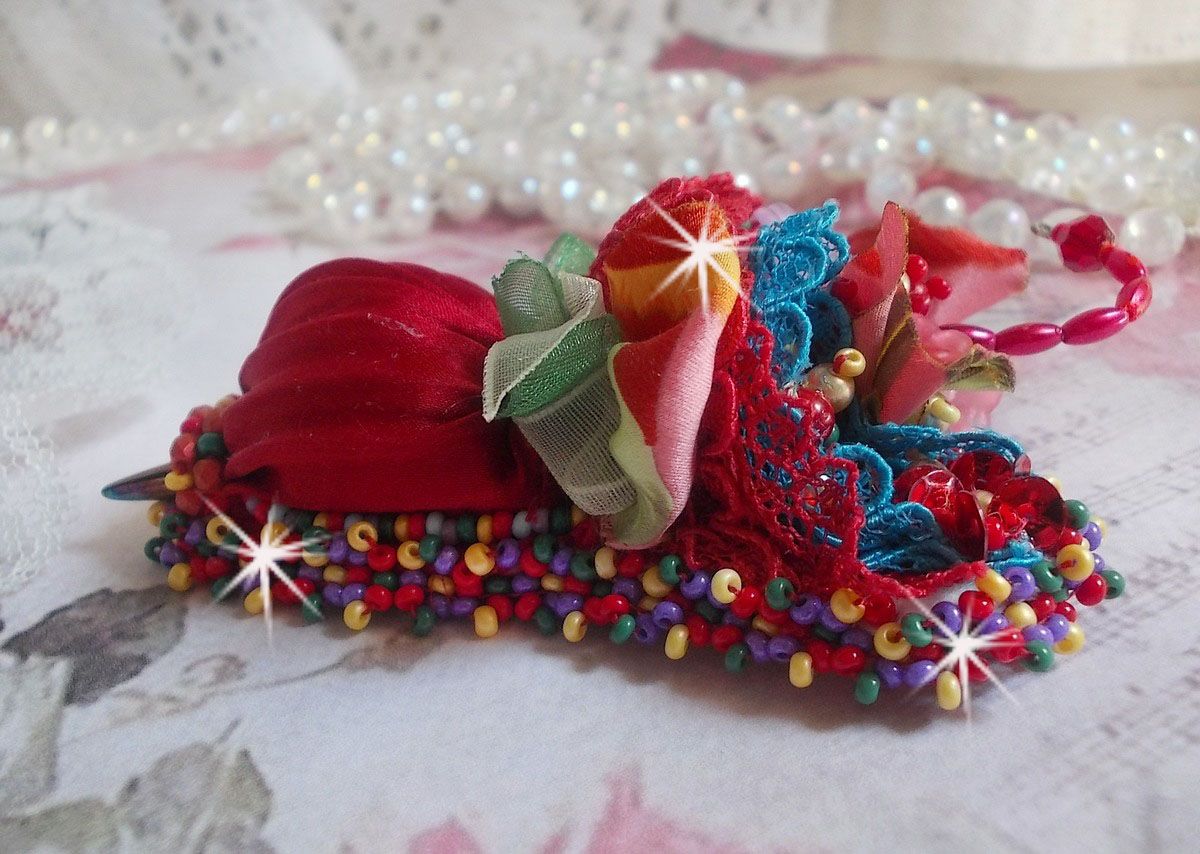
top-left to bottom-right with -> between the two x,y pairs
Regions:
1075,572 -> 1108,606
994,322 -> 1063,355
1054,529 -> 1085,550
1051,215 -> 1114,272
965,658 -> 990,683
925,275 -> 952,300
910,286 -> 932,315
616,551 -> 645,578
204,556 -> 231,579
519,547 -> 548,578
362,584 -> 392,612
711,624 -> 743,653
1100,245 -> 1148,284
757,601 -> 790,625
807,639 -> 835,673
487,595 -> 514,622
949,450 -> 1016,493
686,615 -> 712,646
181,406 -> 210,434
861,594 -> 897,627
367,544 -> 397,572
940,323 -> 996,350
1055,600 -> 1077,622
1116,276 -> 1152,320
344,567 -> 371,586
957,590 -> 995,622
831,644 -> 866,676
393,584 -> 425,611
985,515 -> 1007,551
988,476 -> 1068,537
514,592 -> 541,621
730,586 -> 762,619
1029,593 -> 1056,622
294,578 -> 316,598
1061,306 -> 1128,345
905,253 -> 929,284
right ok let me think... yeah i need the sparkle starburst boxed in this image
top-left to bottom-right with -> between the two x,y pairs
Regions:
905,594 -> 1022,718
203,497 -> 326,640
645,198 -> 756,312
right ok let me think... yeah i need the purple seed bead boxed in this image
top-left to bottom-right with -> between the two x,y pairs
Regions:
346,548 -> 367,566
340,582 -> 366,606
818,604 -> 848,634
297,566 -> 322,582
790,595 -> 822,626
612,577 -> 641,601
1082,521 -> 1102,550
652,600 -> 684,629
842,627 -> 872,650
327,535 -> 349,563
530,508 -> 550,534
1045,613 -> 1071,642
322,582 -> 343,606
399,570 -> 425,587
434,546 -> 459,574
440,518 -> 458,544
495,539 -> 520,570
1022,624 -> 1054,645
430,593 -> 450,618
552,593 -> 583,618
1063,576 -> 1081,591
722,612 -> 748,627
634,613 -> 661,644
450,597 -> 477,618
904,659 -> 938,688
977,612 -> 1009,636
744,630 -> 770,663
932,601 -> 963,635
184,521 -> 204,546
1093,553 -> 1106,573
159,542 -> 184,566
241,573 -> 261,593
550,548 -> 572,576
511,574 -> 536,595
767,635 -> 799,661
876,660 -> 903,691
680,571 -> 710,600
1003,566 -> 1037,602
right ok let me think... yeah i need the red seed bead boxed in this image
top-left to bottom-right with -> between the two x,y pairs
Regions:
451,562 -> 483,597
170,433 -> 197,465
965,658 -> 990,683
757,601 -> 789,625
941,323 -> 997,350
1100,245 -> 1148,284
1051,215 -> 1114,272
994,322 -> 1063,355
363,584 -> 393,612
616,551 -> 646,578
861,594 -> 897,626
174,489 -> 204,517
1075,572 -> 1108,606
730,586 -> 762,619
269,580 -> 298,605
685,614 -> 712,646
831,644 -> 866,676
601,594 -> 631,620
562,577 -> 591,596
905,253 -> 929,284
367,544 -> 397,572
181,406 -> 210,434
925,275 -> 952,301
293,578 -> 316,598
393,584 -> 425,611
1116,276 -> 1152,320
1055,600 -> 1077,622
909,642 -> 944,662
807,639 -> 835,673
514,592 -> 541,621
519,547 -> 548,577
407,514 -> 426,540
990,627 -> 1027,663
192,458 -> 222,493
1061,306 -> 1128,345
204,556 -> 231,579
344,567 -> 371,586
583,596 -> 607,625
487,595 -> 514,622
958,590 -> 995,622
491,511 -> 513,540
1029,593 -> 1057,622
711,624 -> 743,653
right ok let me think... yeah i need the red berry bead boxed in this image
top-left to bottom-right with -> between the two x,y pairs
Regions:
393,584 -> 425,611
1029,593 -> 1056,622
958,590 -> 995,622
910,285 -> 932,315
1075,572 -> 1108,606
925,275 -> 952,301
1051,215 -> 1114,272
730,586 -> 761,619
1055,600 -> 1077,622
363,584 -> 393,612
905,253 -> 929,284
831,644 -> 866,676
861,594 -> 897,627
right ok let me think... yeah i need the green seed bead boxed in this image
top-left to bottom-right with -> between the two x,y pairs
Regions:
1100,568 -> 1125,599
812,624 -> 840,644
301,527 -> 327,555
483,576 -> 511,595
550,506 -> 572,535
195,541 -> 217,557
301,593 -> 323,624
455,514 -> 477,544
827,424 -> 840,446
195,431 -> 227,459
854,671 -> 881,705
592,580 -> 613,597
372,571 -> 399,590
570,551 -> 597,581
695,600 -> 721,623
1052,585 -> 1072,602
144,536 -> 167,562
418,535 -> 442,563
534,606 -> 558,636
901,613 -> 934,647
1063,499 -> 1090,530
159,512 -> 187,539
765,577 -> 795,610
411,605 -> 436,637
1023,640 -> 1055,672
609,614 -> 636,644
289,510 -> 317,531
532,534 -> 556,564
658,554 -> 682,585
1030,560 -> 1063,592
724,642 -> 749,673
210,577 -> 235,600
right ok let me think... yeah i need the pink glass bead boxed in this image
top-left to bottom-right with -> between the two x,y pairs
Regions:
941,323 -> 996,349
1116,276 -> 1152,320
1051,215 -> 1114,272
994,322 -> 1063,355
1101,246 -> 1148,284
1061,306 -> 1129,345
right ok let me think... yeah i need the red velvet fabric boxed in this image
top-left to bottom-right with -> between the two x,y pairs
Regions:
222,259 -> 558,512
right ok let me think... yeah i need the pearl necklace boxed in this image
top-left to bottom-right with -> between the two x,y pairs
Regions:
3,57 -> 1196,264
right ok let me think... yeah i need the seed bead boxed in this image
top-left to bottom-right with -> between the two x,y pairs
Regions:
243,587 -> 265,615
147,501 -> 167,526
205,517 -> 230,544
464,543 -> 495,576
345,521 -> 378,552
832,347 -> 866,378
665,624 -> 690,660
830,588 -> 865,623
710,568 -> 741,604
976,568 -> 1012,603
641,565 -> 673,597
765,577 -> 795,610
343,600 -> 371,631
167,562 -> 192,592
872,622 -> 912,661
323,565 -> 347,584
1003,602 -> 1037,629
936,671 -> 962,711
594,546 -> 618,579
397,540 -> 425,570
788,651 -> 814,687
475,514 -> 493,545
1056,543 -> 1095,581
562,610 -> 588,642
473,605 -> 500,638
163,470 -> 193,492
1054,623 -> 1085,654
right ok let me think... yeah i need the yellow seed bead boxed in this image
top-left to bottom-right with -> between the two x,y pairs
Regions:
1055,622 -> 1085,655
789,651 -> 814,688
562,610 -> 587,642
323,565 -> 347,584
641,566 -> 672,598
343,600 -> 371,631
936,670 -> 963,711
396,540 -> 425,570
302,548 -> 330,567
1004,602 -> 1037,629
429,576 -> 454,596
571,505 -> 586,527
1095,517 -> 1108,538
392,514 -> 409,541
927,396 -> 961,425
262,521 -> 289,544
976,568 -> 1012,603
313,512 -> 330,529
665,624 -> 689,660
473,605 -> 500,638
873,621 -> 912,661
710,568 -> 741,604
163,470 -> 193,492
1046,474 -> 1063,492
1056,543 -> 1096,582
830,588 -> 865,623
147,501 -> 167,526
475,514 -> 493,545
594,546 -> 617,580
345,520 -> 378,552
833,347 -> 866,378
205,516 -> 230,544
541,575 -> 564,592
166,562 -> 192,592
464,543 -> 495,576
243,587 -> 265,615
751,616 -> 779,636
638,596 -> 662,612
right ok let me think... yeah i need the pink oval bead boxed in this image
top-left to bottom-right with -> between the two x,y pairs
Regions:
1115,276 -> 1152,320
940,323 -> 996,349
1061,307 -> 1129,345
993,323 -> 1063,355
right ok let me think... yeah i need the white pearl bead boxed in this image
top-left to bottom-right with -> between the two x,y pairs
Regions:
756,96 -> 816,152
497,175 -> 541,217
913,186 -> 966,227
1120,207 -> 1186,266
969,198 -> 1030,248
388,191 -> 435,239
1153,122 -> 1200,159
865,163 -> 917,211
756,152 -> 807,200
440,175 -> 491,223
22,116 -> 63,154
0,126 -> 19,170
886,93 -> 932,129
828,97 -> 875,136
1084,171 -> 1141,213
